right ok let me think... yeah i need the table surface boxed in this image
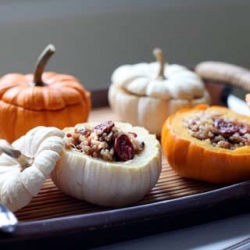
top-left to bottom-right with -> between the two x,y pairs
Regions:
92,212 -> 250,250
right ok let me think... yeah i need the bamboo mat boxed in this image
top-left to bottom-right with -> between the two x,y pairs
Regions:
15,107 -> 224,222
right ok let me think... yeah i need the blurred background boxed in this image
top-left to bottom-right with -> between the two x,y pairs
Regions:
0,0 -> 250,91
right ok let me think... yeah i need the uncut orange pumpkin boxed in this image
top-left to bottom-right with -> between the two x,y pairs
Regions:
0,44 -> 91,142
161,104 -> 250,184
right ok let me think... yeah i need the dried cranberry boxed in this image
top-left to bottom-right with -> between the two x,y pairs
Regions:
66,133 -> 72,137
94,121 -> 115,135
114,134 -> 134,161
213,118 -> 238,136
238,124 -> 250,135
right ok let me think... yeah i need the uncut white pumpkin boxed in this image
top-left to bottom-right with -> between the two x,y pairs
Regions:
51,122 -> 162,207
108,48 -> 210,136
0,126 -> 64,212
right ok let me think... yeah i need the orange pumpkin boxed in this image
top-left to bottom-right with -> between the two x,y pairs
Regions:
0,44 -> 91,142
161,104 -> 250,184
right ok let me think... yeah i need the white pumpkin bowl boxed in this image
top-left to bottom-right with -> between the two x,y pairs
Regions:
51,122 -> 162,207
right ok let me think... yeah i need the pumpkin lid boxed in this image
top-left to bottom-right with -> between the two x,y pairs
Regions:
111,49 -> 207,101
0,126 -> 64,212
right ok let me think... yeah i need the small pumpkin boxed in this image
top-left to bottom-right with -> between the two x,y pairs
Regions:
51,121 -> 161,207
108,48 -> 210,136
0,44 -> 91,142
0,126 -> 64,212
161,104 -> 250,184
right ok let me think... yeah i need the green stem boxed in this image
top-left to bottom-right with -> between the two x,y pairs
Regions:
33,44 -> 56,86
0,140 -> 34,172
153,48 -> 166,80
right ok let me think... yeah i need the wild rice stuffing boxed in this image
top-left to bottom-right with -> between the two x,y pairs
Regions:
64,121 -> 145,161
182,110 -> 250,150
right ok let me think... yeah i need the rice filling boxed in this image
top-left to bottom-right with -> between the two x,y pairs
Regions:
183,110 -> 250,150
64,121 -> 145,161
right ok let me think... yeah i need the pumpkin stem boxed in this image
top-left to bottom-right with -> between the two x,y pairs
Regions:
33,44 -> 56,86
153,48 -> 166,80
0,140 -> 34,172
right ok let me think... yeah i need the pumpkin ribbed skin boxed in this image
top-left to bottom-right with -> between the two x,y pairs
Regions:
51,122 -> 162,207
0,126 -> 64,212
0,72 -> 91,142
161,104 -> 250,184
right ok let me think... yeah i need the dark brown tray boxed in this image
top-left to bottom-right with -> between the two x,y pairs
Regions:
1,81 -> 250,250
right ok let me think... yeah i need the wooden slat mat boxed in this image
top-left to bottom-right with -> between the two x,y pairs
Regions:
15,107 -> 224,222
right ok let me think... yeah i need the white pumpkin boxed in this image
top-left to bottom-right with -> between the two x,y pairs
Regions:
51,122 -> 162,207
108,49 -> 210,136
0,126 -> 64,212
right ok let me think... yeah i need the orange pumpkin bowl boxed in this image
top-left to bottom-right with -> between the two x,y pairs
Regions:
0,44 -> 91,142
161,104 -> 250,184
